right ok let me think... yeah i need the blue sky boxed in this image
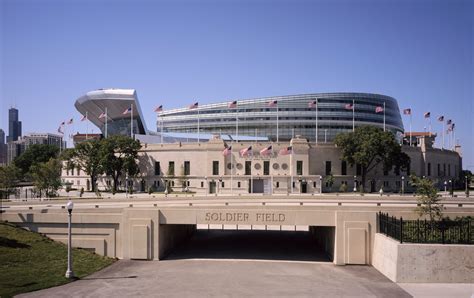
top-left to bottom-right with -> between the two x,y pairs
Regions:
1,0 -> 473,170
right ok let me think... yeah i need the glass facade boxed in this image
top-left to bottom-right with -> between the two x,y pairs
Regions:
158,93 -> 404,142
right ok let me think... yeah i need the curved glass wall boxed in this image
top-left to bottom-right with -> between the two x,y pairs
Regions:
158,93 -> 404,142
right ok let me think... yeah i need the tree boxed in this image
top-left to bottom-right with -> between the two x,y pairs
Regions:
100,136 -> 141,193
13,144 -> 59,177
30,158 -> 62,198
72,140 -> 103,192
334,126 -> 410,192
324,174 -> 334,192
0,164 -> 21,199
411,175 -> 443,221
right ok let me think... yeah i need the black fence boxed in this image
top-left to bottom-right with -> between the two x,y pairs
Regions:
377,212 -> 473,244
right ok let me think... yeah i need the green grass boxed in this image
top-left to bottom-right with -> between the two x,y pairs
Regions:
0,222 -> 116,297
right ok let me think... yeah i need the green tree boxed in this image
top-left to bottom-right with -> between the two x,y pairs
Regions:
100,136 -> 141,193
0,164 -> 21,199
72,140 -> 103,192
334,126 -> 410,192
411,175 -> 443,221
13,144 -> 60,177
30,158 -> 62,198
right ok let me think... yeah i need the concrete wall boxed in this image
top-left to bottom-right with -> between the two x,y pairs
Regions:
373,233 -> 474,283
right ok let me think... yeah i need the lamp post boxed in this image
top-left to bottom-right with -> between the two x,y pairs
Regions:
219,177 -> 222,195
449,179 -> 453,197
466,176 -> 469,198
65,200 -> 74,279
444,180 -> 447,196
319,176 -> 323,194
401,176 -> 405,195
353,175 -> 357,192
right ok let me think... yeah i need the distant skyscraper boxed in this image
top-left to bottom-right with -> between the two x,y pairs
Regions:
7,108 -> 22,143
0,129 -> 6,165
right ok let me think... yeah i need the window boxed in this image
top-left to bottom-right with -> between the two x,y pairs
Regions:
238,182 -> 241,188
297,161 -> 303,176
356,164 -> 362,176
325,161 -> 332,175
341,161 -> 347,175
292,181 -> 295,188
168,161 -> 175,176
155,162 -> 161,176
383,181 -> 389,187
276,181 -> 279,188
212,161 -> 219,175
443,164 -> 446,176
222,182 -> 225,188
264,161 -> 270,175
437,164 -> 441,176
427,163 -> 431,176
407,162 -> 411,175
245,161 -> 251,175
201,181 -> 204,188
187,181 -> 190,186
184,161 -> 190,175
313,181 -> 316,188
448,164 -> 451,176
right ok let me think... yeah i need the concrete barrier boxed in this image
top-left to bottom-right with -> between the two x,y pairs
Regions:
373,233 -> 474,283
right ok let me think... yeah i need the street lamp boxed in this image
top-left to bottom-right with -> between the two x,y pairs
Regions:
319,176 -> 323,194
449,179 -> 453,197
466,176 -> 469,198
401,176 -> 405,195
65,200 -> 74,279
353,176 -> 357,192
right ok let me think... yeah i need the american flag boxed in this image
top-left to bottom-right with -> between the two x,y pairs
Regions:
267,100 -> 277,107
57,126 -> 63,134
403,108 -> 411,115
99,112 -> 107,119
227,101 -> 237,108
80,114 -> 87,121
189,102 -> 199,109
446,119 -> 452,125
345,103 -> 354,110
67,118 -> 73,125
308,100 -> 317,108
60,121 -> 66,126
437,115 -> 444,122
375,106 -> 384,113
424,112 -> 431,118
260,145 -> 272,156
123,107 -> 132,115
222,146 -> 232,156
279,146 -> 292,156
154,105 -> 163,112
240,146 -> 252,157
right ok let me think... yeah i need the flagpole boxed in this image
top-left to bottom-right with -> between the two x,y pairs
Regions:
130,104 -> 133,139
409,113 -> 412,147
442,121 -> 444,149
86,111 -> 89,140
315,98 -> 318,144
197,108 -> 200,143
383,102 -> 386,132
429,117 -> 432,136
105,107 -> 108,138
236,102 -> 238,142
276,105 -> 279,143
291,147 -> 294,194
453,128 -> 455,150
64,122 -> 67,149
161,115 -> 163,144
352,99 -> 355,132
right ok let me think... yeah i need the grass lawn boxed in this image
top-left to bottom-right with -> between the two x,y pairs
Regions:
0,221 -> 116,297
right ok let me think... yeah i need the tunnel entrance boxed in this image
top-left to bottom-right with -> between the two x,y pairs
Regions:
163,225 -> 335,263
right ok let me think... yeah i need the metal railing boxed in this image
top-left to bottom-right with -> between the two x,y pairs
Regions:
377,212 -> 473,244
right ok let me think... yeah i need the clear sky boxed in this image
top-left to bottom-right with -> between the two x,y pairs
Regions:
1,0 -> 473,170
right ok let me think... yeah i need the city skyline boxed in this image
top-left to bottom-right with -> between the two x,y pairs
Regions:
1,0 -> 472,169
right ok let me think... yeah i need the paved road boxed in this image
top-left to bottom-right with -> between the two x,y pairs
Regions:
20,230 -> 411,297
